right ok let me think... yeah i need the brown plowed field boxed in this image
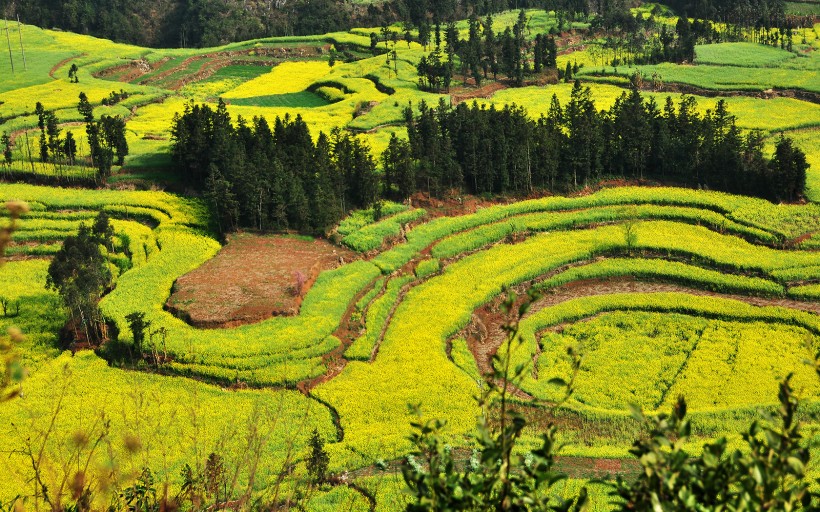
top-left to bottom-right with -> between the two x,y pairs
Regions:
166,233 -> 353,328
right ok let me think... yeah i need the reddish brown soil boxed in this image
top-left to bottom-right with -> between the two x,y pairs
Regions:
166,233 -> 354,328
49,55 -> 85,79
93,45 -> 329,91
449,81 -> 509,104
410,192 -> 509,219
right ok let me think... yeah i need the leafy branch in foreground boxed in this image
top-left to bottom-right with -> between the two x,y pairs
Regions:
403,284 -> 820,511
614,375 -> 814,511
402,287 -> 587,511
1,201 -> 28,402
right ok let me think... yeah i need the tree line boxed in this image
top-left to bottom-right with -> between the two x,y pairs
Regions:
2,0 -> 547,48
172,86 -> 808,239
170,101 -> 378,236
1,94 -> 128,182
418,11 -> 560,91
3,0 -> 712,51
663,0 -> 787,29
388,81 -> 807,202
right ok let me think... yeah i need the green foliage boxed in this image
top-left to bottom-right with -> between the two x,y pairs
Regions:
46,219 -> 113,345
307,428 -> 331,486
414,259 -> 440,279
403,290 -> 587,512
346,274 -> 413,361
342,208 -> 426,252
538,258 -> 784,296
119,468 -> 160,512
337,202 -> 408,236
226,91 -> 330,108
695,42 -> 798,67
125,312 -> 150,355
613,379 -> 812,510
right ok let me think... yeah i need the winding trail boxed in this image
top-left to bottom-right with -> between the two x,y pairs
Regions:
48,54 -> 86,79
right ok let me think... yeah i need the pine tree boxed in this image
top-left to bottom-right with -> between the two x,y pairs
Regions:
769,135 -> 808,202
1,133 -> 11,167
383,133 -> 415,199
205,165 -> 239,236
307,429 -> 330,486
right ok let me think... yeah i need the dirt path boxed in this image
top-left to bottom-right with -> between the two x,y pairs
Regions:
467,276 -> 820,378
449,81 -> 509,104
49,54 -> 85,79
345,449 -> 640,480
297,275 -> 382,395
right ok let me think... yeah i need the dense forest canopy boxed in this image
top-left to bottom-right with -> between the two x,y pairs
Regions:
2,0 -> 766,49
398,84 -> 807,201
171,86 -> 808,237
170,101 -> 379,236
0,0 -> 542,48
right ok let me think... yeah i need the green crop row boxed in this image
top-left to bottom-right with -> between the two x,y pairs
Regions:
11,210 -> 97,220
787,283 -> 820,300
336,201 -> 409,235
373,186 -> 818,273
431,204 -> 776,260
414,258 -> 440,279
582,62 -> 820,94
12,217 -> 87,232
0,184 -> 207,227
346,274 -> 413,361
355,277 -> 385,311
12,228 -> 78,242
694,42 -> 799,68
342,208 -> 427,252
537,258 -> 785,296
4,242 -> 62,256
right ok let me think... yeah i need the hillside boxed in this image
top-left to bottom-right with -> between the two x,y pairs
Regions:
2,4 -> 820,510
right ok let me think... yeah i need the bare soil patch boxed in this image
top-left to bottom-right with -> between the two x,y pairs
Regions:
94,46 -> 329,90
166,233 -> 354,328
450,81 -> 509,104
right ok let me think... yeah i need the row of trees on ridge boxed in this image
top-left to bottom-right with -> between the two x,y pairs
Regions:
170,101 -> 378,236
391,82 -> 807,202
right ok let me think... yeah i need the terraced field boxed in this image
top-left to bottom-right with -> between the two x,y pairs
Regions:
4,182 -> 820,508
3,6 -> 820,510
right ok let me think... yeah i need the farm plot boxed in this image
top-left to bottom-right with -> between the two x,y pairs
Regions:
167,233 -> 353,327
514,296 -> 820,409
6,180 -> 820,504
0,185 -> 369,386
